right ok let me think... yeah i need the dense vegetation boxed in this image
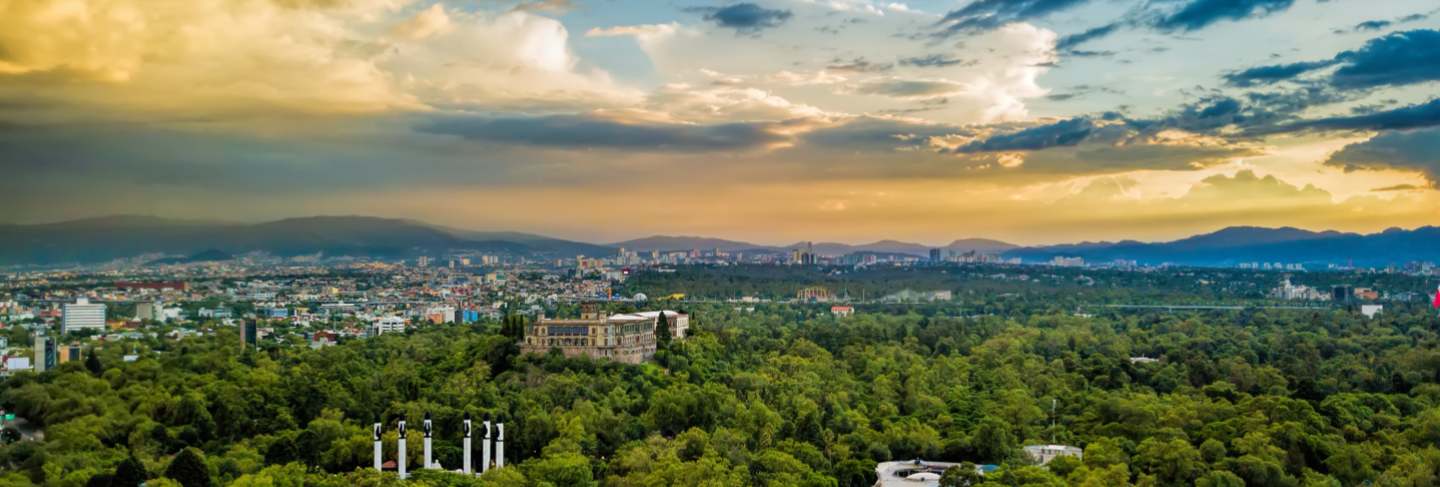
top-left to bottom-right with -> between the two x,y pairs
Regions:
623,264 -> 1433,306
5,292 -> 1440,486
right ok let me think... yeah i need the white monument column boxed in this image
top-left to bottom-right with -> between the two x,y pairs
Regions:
462,413 -> 473,475
423,413 -> 434,469
372,422 -> 383,471
496,423 -> 505,468
481,420 -> 492,473
397,420 -> 408,479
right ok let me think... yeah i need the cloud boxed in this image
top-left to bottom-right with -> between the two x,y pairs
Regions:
1223,60 -> 1336,87
899,55 -> 970,68
0,2 -> 634,121
1223,29 -> 1440,89
511,0 -> 573,13
1331,29 -> 1440,90
636,83 -> 834,123
1263,98 -> 1440,134
957,116 -> 1109,152
797,116 -> 980,152
390,4 -> 453,40
585,23 -> 682,40
415,114 -> 797,151
937,0 -> 1090,35
1352,20 -> 1392,32
1154,0 -> 1295,32
1326,127 -> 1440,186
850,78 -> 969,99
1179,169 -> 1332,203
1056,22 -> 1121,52
691,3 -> 794,34
1338,10 -> 1434,34
827,57 -> 895,73
1372,184 -> 1421,192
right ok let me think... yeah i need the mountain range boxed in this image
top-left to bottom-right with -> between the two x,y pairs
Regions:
1,216 -> 1436,268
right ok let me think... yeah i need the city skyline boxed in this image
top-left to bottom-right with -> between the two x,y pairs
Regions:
4,0 -> 1439,245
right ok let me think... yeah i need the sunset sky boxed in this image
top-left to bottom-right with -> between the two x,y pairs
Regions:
3,0 -> 1438,245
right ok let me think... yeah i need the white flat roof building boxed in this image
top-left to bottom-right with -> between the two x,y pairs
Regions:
874,460 -> 966,487
63,298 -> 106,334
1023,445 -> 1083,465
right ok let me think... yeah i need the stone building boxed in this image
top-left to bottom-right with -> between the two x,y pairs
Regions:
521,303 -> 688,364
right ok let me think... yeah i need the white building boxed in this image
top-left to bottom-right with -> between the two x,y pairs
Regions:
372,316 -> 407,336
3,357 -> 31,375
62,298 -> 106,334
1023,445 -> 1083,465
1361,304 -> 1384,319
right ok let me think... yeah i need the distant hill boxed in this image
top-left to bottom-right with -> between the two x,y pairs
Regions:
1005,226 -> 1440,266
0,215 -> 603,265
790,238 -> 1018,257
427,225 -> 614,256
5,216 -> 1435,268
945,238 -> 1019,254
147,249 -> 235,266
611,236 -> 767,253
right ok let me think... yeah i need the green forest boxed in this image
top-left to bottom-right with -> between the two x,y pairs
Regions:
6,300 -> 1440,486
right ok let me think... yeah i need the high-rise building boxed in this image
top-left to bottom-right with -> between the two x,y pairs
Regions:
929,248 -> 943,263
135,301 -> 162,321
62,298 -> 106,334
32,333 -> 55,373
417,256 -> 431,268
240,320 -> 258,351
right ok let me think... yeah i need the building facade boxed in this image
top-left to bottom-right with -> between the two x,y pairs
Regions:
373,316 -> 407,336
521,303 -> 688,364
62,298 -> 106,334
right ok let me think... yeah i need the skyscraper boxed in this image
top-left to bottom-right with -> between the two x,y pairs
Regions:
929,248 -> 942,263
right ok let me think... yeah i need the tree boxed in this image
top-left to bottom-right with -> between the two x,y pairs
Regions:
970,418 -> 1016,463
85,350 -> 103,376
165,448 -> 212,487
655,312 -> 673,348
112,455 -> 148,487
941,463 -> 982,487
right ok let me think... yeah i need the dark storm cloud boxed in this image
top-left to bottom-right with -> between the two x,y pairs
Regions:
689,3 -> 792,34
417,114 -> 788,151
1154,0 -> 1294,32
1223,30 -> 1440,89
1326,127 -> 1440,186
937,0 -> 1090,35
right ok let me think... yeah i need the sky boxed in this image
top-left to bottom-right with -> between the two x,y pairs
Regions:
2,0 -> 1439,245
